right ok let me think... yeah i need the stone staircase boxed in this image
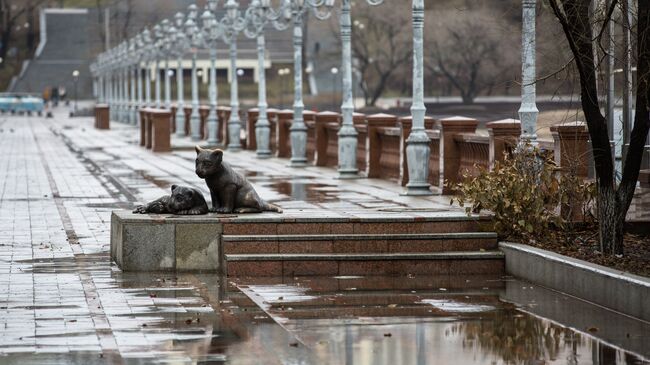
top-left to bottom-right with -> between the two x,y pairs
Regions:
221,217 -> 503,277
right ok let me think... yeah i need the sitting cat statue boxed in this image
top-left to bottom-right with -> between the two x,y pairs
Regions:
194,146 -> 283,214
133,185 -> 209,215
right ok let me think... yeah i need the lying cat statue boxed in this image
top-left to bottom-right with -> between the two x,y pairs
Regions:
195,146 -> 283,214
133,185 -> 209,215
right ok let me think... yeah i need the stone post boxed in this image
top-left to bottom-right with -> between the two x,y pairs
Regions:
404,0 -> 432,195
171,105 -> 177,134
218,106 -> 231,146
551,121 -> 590,221
95,104 -> 110,130
366,113 -> 397,178
399,115 -> 434,186
438,116 -> 479,194
145,110 -> 153,149
486,118 -> 521,169
551,122 -> 590,179
199,106 -> 209,140
315,111 -> 341,167
139,109 -> 147,145
247,108 -> 259,151
184,106 -> 192,136
151,110 -> 173,152
277,109 -> 294,158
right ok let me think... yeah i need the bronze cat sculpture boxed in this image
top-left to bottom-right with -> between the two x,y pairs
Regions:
133,185 -> 209,215
195,146 -> 283,214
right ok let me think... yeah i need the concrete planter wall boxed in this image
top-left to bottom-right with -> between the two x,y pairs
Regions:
500,242 -> 650,322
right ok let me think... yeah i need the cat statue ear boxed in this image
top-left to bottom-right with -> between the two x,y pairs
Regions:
171,184 -> 178,192
212,149 -> 223,157
195,145 -> 204,154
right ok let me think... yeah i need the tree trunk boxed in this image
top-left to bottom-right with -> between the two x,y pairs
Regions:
597,183 -> 623,254
460,92 -> 474,104
369,73 -> 389,107
549,0 -> 650,256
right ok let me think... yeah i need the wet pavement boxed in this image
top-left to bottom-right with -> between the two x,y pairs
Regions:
0,111 -> 648,364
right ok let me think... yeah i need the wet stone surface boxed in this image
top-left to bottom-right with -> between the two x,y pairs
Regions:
0,111 -> 648,364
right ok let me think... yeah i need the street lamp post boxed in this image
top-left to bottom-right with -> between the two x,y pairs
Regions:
270,0 -> 334,167
220,0 -> 247,151
172,12 -> 190,136
278,68 -> 290,108
518,0 -> 538,146
161,19 -> 173,110
153,24 -> 164,108
123,43 -> 129,122
135,33 -> 144,124
185,4 -> 204,141
116,45 -> 123,121
330,66 -> 337,109
72,69 -> 79,116
142,28 -> 153,108
404,0 -> 432,195
242,0 -> 289,158
201,0 -> 224,146
129,39 -> 137,125
337,0 -> 382,178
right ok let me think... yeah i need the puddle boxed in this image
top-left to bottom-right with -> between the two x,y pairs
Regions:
268,181 -> 339,202
2,257 -> 650,365
235,275 -> 650,365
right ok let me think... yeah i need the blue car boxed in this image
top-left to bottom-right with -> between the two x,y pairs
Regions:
0,93 -> 44,115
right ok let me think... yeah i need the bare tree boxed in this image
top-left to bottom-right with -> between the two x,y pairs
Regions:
548,0 -> 649,255
119,0 -> 133,41
0,0 -> 47,64
348,2 -> 411,106
424,7 -> 518,104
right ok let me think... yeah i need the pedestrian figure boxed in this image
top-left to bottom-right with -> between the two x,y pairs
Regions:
51,86 -> 59,107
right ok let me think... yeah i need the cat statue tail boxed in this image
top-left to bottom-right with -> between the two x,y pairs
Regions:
264,202 -> 283,213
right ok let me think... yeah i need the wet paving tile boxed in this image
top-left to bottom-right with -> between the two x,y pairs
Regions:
0,112 -> 648,364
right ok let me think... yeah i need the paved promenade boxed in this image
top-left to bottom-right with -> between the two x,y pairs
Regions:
0,111 -> 464,362
1,111 -> 648,364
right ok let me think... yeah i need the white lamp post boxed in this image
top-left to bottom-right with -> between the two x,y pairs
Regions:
201,0 -> 224,146
267,0 -> 334,167
220,0 -> 247,151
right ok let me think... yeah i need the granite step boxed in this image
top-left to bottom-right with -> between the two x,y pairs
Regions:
221,217 -> 487,236
222,232 -> 498,254
224,251 -> 505,277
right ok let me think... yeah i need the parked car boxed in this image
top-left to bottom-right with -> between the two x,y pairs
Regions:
0,93 -> 44,115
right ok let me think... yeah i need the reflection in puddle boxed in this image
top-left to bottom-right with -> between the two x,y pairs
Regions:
418,298 -> 495,313
268,180 -> 339,202
236,276 -> 650,365
6,253 -> 649,364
